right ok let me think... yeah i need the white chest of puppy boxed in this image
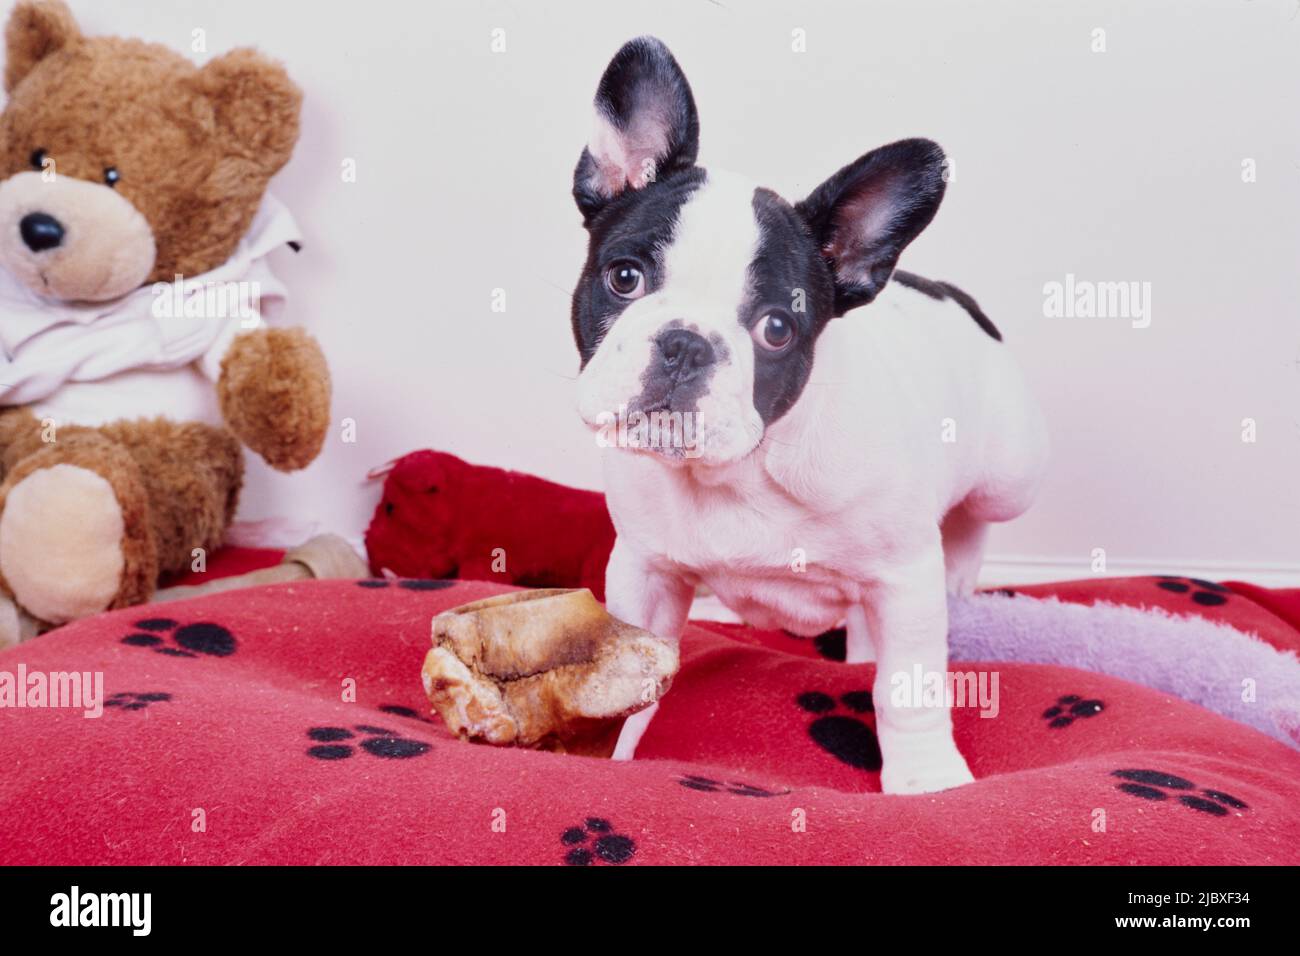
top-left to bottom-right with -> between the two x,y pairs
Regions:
569,38 -> 1047,794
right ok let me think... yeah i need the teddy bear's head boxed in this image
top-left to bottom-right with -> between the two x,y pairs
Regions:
0,0 -> 300,302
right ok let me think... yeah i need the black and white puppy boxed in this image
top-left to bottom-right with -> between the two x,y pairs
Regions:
570,38 -> 1047,794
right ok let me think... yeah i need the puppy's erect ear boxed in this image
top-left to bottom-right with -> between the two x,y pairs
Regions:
796,138 -> 948,315
573,36 -> 700,225
194,49 -> 302,175
4,0 -> 81,93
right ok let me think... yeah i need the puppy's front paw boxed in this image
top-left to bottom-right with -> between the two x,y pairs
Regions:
611,702 -> 659,760
881,749 -> 975,795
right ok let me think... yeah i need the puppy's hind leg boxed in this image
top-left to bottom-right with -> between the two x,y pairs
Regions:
844,603 -> 875,663
940,505 -> 988,596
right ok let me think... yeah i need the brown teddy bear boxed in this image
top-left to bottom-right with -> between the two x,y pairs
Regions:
0,0 -> 330,639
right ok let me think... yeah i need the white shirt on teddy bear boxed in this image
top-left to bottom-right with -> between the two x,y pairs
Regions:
0,195 -> 301,428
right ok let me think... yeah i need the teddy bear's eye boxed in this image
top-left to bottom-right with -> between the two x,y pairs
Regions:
104,167 -> 120,188
29,149 -> 46,170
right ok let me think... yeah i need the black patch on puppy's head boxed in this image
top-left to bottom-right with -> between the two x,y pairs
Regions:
570,166 -> 706,366
742,188 -> 837,425
796,138 -> 948,315
570,37 -> 705,367
738,140 -> 951,426
572,37 -> 700,225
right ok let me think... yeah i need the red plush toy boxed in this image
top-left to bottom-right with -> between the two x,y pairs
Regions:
365,450 -> 615,599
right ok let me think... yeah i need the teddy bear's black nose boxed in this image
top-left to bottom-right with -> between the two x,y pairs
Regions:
19,212 -> 65,252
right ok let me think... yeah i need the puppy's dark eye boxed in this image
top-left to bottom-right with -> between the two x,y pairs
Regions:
104,167 -> 120,187
29,149 -> 46,170
604,260 -> 646,299
752,313 -> 795,352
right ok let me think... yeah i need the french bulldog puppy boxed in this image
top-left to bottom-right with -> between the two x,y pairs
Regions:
570,37 -> 1047,794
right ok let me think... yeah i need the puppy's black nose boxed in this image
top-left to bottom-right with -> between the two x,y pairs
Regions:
656,328 -> 715,379
20,212 -> 64,252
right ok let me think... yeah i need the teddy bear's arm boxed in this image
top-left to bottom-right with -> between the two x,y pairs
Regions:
217,327 -> 330,472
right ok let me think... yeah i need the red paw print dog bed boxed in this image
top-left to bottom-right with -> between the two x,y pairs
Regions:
2,571 -> 1299,865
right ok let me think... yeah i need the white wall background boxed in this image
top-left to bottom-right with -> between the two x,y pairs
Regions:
7,0 -> 1299,583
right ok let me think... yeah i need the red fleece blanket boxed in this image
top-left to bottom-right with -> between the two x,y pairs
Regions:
2,565 -> 1298,865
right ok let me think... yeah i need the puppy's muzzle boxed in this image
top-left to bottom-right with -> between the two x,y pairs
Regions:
654,327 -> 715,386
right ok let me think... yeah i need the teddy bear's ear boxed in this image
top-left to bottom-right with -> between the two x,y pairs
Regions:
4,0 -> 81,93
195,49 -> 302,175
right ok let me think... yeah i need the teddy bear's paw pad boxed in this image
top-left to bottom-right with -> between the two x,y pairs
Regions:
0,463 -> 125,623
422,588 -> 679,756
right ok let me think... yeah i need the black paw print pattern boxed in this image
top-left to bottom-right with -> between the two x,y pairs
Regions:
677,774 -> 791,797
1154,576 -> 1230,607
796,690 -> 881,771
1042,693 -> 1104,728
561,817 -> 636,866
377,703 -> 436,725
355,579 -> 455,591
1112,769 -> 1249,817
104,691 -> 172,711
121,618 -> 235,658
783,627 -> 846,661
306,725 -> 431,760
